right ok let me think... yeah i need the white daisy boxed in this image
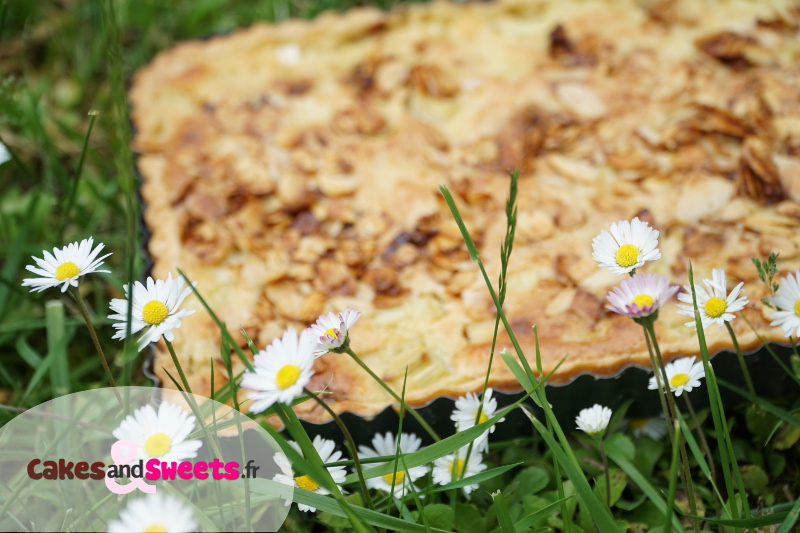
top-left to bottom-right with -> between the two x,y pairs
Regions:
273,435 -> 347,512
309,307 -> 361,355
648,356 -> 705,397
592,217 -> 661,274
107,492 -> 197,533
112,402 -> 203,463
431,446 -> 487,496
677,268 -> 748,329
627,417 -> 667,440
358,432 -> 428,499
575,404 -> 612,436
241,328 -> 317,414
108,273 -> 196,352
606,273 -> 680,319
0,141 -> 11,165
21,237 -> 111,293
450,388 -> 505,453
769,270 -> 800,338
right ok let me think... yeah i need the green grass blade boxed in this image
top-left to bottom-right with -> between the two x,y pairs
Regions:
776,497 -> 800,533
45,299 -> 69,397
425,463 -> 522,494
718,379 -> 800,428
520,405 -> 620,532
604,433 -> 685,532
492,492 -> 516,533
250,479 -> 451,533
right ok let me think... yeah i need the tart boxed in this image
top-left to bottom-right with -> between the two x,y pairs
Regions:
130,0 -> 800,422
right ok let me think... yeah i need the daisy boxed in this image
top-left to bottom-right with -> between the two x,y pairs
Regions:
21,237 -> 111,293
358,432 -> 429,499
273,435 -> 347,512
606,273 -> 680,319
451,388 -> 505,453
627,416 -> 667,440
107,492 -> 197,533
240,328 -> 317,414
431,446 -> 487,496
309,307 -> 361,355
592,217 -> 661,275
677,268 -> 748,329
769,270 -> 800,338
112,402 -> 203,463
575,404 -> 612,437
108,273 -> 196,352
648,356 -> 705,397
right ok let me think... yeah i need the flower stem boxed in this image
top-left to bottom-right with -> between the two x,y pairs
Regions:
683,393 -> 721,520
598,437 -> 611,508
304,387 -> 375,511
164,338 -> 193,395
642,326 -> 674,443
644,322 -> 699,532
344,347 -> 440,441
724,322 -> 757,401
70,288 -> 122,405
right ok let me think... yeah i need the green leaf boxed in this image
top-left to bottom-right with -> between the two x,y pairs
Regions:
604,433 -> 685,533
510,466 -> 550,502
454,503 -> 486,533
421,504 -> 455,531
738,464 -> 768,496
593,468 -> 626,508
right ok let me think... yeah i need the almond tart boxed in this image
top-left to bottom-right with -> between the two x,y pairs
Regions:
130,0 -> 800,422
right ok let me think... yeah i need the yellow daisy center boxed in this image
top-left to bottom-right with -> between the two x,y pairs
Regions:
476,412 -> 488,424
795,299 -> 800,317
143,526 -> 167,533
142,300 -> 169,325
628,418 -> 648,430
615,244 -> 640,268
55,262 -> 80,281
144,432 -> 172,457
670,373 -> 690,389
275,364 -> 301,389
450,458 -> 466,478
294,474 -> 320,491
632,294 -> 655,308
382,470 -> 406,485
324,327 -> 340,339
704,297 -> 727,318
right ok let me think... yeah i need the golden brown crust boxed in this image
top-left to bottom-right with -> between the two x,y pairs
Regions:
131,0 -> 800,423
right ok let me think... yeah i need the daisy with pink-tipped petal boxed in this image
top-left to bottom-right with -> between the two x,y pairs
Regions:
606,273 -> 680,320
769,270 -> 800,338
677,268 -> 748,329
22,237 -> 111,293
310,307 -> 361,355
592,217 -> 661,275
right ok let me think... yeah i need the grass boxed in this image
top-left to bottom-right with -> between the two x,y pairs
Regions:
2,1 -> 800,532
